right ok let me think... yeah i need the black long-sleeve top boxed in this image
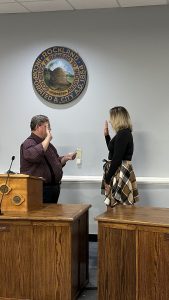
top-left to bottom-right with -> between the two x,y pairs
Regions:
105,128 -> 134,184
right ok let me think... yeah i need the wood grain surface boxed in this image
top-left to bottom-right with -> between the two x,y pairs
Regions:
97,206 -> 169,300
0,204 -> 90,300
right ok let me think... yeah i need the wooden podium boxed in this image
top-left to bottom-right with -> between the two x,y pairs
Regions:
0,174 -> 43,212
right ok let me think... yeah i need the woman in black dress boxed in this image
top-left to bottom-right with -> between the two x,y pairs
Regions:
103,106 -> 139,207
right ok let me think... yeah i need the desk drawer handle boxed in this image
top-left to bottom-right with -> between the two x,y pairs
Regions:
164,233 -> 169,240
0,226 -> 10,232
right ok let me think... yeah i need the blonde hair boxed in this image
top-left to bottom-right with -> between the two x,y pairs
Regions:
109,106 -> 132,132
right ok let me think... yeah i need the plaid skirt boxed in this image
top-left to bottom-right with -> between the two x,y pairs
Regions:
101,160 -> 139,207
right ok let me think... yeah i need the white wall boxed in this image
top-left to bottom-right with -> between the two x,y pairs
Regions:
1,6 -> 169,232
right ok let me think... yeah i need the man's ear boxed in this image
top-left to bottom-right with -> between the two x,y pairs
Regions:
35,124 -> 39,130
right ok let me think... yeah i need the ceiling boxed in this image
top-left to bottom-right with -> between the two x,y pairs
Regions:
0,0 -> 168,14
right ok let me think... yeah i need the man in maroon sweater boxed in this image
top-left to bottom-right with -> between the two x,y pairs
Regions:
20,115 -> 76,203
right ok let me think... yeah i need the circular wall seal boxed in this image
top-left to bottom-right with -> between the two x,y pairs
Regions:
32,46 -> 87,104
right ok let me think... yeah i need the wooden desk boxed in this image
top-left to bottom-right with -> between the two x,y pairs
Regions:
96,206 -> 169,300
0,204 -> 91,300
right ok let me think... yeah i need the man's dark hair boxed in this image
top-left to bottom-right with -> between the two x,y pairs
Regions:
30,115 -> 49,131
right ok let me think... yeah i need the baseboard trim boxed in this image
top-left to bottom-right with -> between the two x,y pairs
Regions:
62,175 -> 169,184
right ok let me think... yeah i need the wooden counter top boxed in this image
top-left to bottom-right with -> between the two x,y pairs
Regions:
95,205 -> 169,227
0,203 -> 91,221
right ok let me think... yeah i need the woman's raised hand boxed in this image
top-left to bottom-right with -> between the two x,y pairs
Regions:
104,120 -> 109,136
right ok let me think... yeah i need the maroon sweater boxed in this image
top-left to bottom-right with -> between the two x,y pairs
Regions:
20,133 -> 63,184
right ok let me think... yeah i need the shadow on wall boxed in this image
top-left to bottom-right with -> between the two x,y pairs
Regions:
133,131 -> 150,176
59,181 -> 106,234
138,183 -> 169,208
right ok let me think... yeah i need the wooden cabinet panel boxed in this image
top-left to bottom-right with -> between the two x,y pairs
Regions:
96,206 -> 169,300
0,222 -> 32,300
71,212 -> 89,299
138,230 -> 169,300
0,204 -> 90,300
32,223 -> 71,300
98,224 -> 136,300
